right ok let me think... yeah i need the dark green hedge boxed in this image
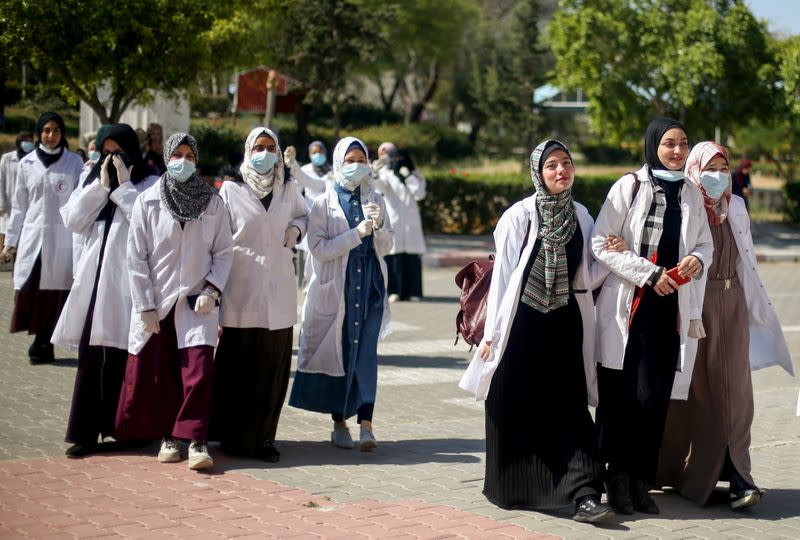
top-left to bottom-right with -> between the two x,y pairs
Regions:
420,173 -> 619,234
785,182 -> 800,222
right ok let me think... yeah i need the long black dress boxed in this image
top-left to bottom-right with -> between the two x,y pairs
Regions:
597,180 -> 682,487
484,223 -> 604,510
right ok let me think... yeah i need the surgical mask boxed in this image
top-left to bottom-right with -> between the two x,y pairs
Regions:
310,153 -> 327,167
20,141 -> 34,153
699,171 -> 730,199
88,150 -> 101,161
342,162 -> 370,184
251,150 -> 278,174
167,158 -> 196,183
652,169 -> 684,182
38,143 -> 60,155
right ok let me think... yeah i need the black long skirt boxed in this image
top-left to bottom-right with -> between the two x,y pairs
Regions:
209,326 -> 293,457
596,286 -> 680,486
385,253 -> 423,299
10,254 -> 68,338
484,296 -> 603,510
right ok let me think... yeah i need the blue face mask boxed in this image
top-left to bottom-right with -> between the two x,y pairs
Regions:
20,141 -> 35,153
251,150 -> 278,174
652,169 -> 685,182
310,153 -> 327,167
342,162 -> 370,183
699,171 -> 730,199
167,158 -> 196,183
88,150 -> 101,161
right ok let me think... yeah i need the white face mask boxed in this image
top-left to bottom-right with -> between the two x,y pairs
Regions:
38,143 -> 60,155
652,169 -> 684,182
699,171 -> 730,199
167,158 -> 196,183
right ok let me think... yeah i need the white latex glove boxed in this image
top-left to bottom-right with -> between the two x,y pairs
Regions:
688,319 -> 706,339
284,226 -> 300,248
140,310 -> 160,334
364,203 -> 383,228
194,293 -> 215,315
99,154 -> 113,188
283,146 -> 296,167
0,245 -> 16,264
112,154 -> 132,185
356,219 -> 373,238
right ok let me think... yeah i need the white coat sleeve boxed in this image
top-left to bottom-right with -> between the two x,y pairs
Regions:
373,194 -> 394,256
4,164 -> 28,247
109,182 -> 143,223
0,154 -> 11,213
591,179 -> 658,287
292,162 -> 328,194
308,197 -> 362,263
483,211 -> 519,345
288,183 -> 309,240
127,198 -> 157,312
60,180 -> 109,234
405,171 -> 426,201
204,199 -> 234,293
581,215 -> 611,290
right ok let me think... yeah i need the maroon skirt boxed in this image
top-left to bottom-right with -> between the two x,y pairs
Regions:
9,254 -> 69,336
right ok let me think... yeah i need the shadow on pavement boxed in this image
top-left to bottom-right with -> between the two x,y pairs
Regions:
212,438 -> 484,472
378,355 -> 468,369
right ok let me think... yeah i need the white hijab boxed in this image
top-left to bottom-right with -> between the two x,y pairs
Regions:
332,136 -> 372,192
239,127 -> 285,198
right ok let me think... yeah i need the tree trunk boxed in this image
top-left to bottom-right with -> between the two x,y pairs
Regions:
404,61 -> 439,124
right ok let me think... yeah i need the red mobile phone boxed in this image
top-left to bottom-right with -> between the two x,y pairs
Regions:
665,266 -> 691,286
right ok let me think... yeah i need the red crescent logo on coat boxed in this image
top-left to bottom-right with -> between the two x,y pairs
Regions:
56,180 -> 67,192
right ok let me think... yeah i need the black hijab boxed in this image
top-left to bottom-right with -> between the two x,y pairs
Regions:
644,117 -> 686,171
35,112 -> 67,168
644,117 -> 687,209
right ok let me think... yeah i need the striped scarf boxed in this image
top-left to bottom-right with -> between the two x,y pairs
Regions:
521,140 -> 577,313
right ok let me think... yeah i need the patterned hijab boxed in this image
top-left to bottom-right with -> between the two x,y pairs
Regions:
684,141 -> 731,226
240,127 -> 285,199
159,132 -> 215,221
332,137 -> 372,192
521,139 -> 578,314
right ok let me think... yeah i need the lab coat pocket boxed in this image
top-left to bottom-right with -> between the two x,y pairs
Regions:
315,281 -> 339,316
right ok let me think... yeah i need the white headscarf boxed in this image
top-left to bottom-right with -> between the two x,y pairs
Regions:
239,127 -> 284,198
332,136 -> 372,192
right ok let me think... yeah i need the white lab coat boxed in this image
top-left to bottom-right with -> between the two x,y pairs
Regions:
374,167 -> 427,255
219,178 -> 308,329
0,149 -> 21,233
590,166 -> 714,394
458,195 -> 609,405
51,175 -> 158,349
296,185 -> 394,376
671,195 -> 794,399
126,179 -> 234,355
5,150 -> 84,290
299,162 -> 331,210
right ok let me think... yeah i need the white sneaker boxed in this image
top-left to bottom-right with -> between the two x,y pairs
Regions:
158,437 -> 181,463
388,293 -> 400,303
188,441 -> 213,470
359,429 -> 377,452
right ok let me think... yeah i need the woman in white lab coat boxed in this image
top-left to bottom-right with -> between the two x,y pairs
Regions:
657,141 -> 794,509
1,112 -> 83,364
459,139 -> 615,523
114,132 -> 233,471
0,131 -> 34,248
591,118 -> 713,515
375,142 -> 426,301
289,137 -> 393,452
210,127 -> 308,463
52,124 -> 159,458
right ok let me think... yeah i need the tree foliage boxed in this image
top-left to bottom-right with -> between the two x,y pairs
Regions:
0,0 -> 248,123
548,0 -> 775,143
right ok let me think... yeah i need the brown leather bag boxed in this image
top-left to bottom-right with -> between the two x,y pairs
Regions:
455,221 -> 530,348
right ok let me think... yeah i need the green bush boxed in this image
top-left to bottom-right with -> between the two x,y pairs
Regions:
347,123 -> 474,163
191,94 -> 231,116
784,181 -> 800,222
191,123 -> 243,174
579,143 -> 640,164
420,173 -> 619,234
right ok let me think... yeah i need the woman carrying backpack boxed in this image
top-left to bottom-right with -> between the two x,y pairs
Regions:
459,139 -> 623,523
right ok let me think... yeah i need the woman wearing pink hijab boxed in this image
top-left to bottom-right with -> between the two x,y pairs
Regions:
657,141 -> 793,510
